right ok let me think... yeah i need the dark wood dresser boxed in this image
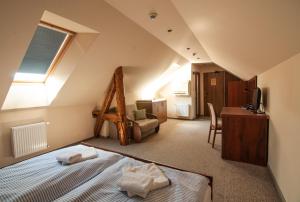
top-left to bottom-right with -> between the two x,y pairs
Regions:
136,99 -> 167,123
221,107 -> 269,166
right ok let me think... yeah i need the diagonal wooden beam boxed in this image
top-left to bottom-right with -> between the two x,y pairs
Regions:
114,66 -> 128,145
93,66 -> 128,145
94,79 -> 116,137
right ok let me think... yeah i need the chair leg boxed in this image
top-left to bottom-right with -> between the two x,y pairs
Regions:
212,128 -> 217,148
208,126 -> 212,143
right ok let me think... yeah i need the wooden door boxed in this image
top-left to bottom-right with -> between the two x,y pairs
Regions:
204,71 -> 225,116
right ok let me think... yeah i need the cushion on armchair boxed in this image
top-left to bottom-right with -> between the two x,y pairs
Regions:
134,109 -> 147,120
135,119 -> 159,133
126,104 -> 137,120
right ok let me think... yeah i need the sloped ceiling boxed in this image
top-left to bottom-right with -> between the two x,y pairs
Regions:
107,0 -> 300,80
105,0 -> 211,63
1,0 -> 299,109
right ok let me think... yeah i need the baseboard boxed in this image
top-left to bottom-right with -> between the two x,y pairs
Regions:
267,164 -> 286,202
167,116 -> 193,120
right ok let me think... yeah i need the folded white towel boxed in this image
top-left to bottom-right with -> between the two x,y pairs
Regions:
56,147 -> 98,165
81,147 -> 98,161
56,152 -> 82,165
143,163 -> 170,191
118,172 -> 153,198
119,163 -> 170,198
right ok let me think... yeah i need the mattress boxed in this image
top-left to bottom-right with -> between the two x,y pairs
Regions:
0,145 -> 212,202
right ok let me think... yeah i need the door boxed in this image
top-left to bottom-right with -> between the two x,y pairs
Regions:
204,71 -> 225,116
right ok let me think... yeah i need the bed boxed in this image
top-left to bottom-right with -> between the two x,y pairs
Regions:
0,144 -> 212,202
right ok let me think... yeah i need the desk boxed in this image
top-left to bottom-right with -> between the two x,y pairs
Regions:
221,107 -> 269,166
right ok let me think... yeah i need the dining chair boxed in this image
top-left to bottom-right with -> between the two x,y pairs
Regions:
207,103 -> 222,148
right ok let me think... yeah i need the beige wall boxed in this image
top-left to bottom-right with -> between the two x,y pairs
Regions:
192,63 -> 224,116
0,104 -> 95,167
258,53 -> 300,202
157,64 -> 193,119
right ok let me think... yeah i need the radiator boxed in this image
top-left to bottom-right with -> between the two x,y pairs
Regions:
176,104 -> 190,117
11,122 -> 48,158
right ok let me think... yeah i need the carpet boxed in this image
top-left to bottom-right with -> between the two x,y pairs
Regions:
84,118 -> 280,202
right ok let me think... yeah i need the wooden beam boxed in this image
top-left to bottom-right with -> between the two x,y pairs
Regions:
103,113 -> 121,122
94,79 -> 116,137
93,66 -> 128,145
114,66 -> 128,145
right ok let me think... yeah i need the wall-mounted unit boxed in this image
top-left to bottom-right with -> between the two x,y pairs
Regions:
172,80 -> 190,96
176,104 -> 190,117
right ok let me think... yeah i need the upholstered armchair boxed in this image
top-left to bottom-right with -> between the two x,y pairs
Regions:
126,104 -> 160,142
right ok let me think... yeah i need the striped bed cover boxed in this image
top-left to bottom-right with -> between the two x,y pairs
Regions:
0,145 -> 210,202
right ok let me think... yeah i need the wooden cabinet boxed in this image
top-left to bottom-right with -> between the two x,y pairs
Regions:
221,107 -> 269,166
226,76 -> 258,107
227,81 -> 248,107
136,99 -> 167,123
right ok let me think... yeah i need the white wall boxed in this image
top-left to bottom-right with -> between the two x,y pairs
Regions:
258,53 -> 300,202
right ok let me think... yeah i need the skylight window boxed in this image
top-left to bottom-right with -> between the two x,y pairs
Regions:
14,22 -> 73,83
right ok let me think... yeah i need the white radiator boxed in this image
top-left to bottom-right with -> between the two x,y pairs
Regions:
176,104 -> 190,117
11,122 -> 48,158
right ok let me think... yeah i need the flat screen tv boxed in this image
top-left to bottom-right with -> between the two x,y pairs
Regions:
251,88 -> 261,111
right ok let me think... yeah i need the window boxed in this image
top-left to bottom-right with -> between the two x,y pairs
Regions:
14,22 -> 74,83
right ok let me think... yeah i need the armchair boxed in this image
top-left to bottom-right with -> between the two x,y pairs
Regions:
126,104 -> 160,142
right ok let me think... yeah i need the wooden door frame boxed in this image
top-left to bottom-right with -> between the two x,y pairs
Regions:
193,72 -> 201,118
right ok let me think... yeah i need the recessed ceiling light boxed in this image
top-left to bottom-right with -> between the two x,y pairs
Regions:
186,48 -> 190,50
193,53 -> 197,56
167,29 -> 173,33
197,57 -> 200,60
149,11 -> 158,20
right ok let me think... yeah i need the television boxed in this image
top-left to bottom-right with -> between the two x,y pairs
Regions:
250,88 -> 261,111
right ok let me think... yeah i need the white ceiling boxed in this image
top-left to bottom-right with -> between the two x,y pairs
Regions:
105,0 -> 211,63
106,0 -> 300,79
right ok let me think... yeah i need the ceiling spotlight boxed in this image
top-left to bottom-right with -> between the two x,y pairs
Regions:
149,11 -> 158,20
167,29 -> 173,33
193,53 -> 197,56
197,57 -> 200,60
186,48 -> 190,50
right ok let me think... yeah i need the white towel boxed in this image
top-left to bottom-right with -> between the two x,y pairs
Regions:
144,163 -> 170,191
56,152 -> 82,165
118,172 -> 153,198
56,147 -> 98,165
80,147 -> 98,161
118,163 -> 170,198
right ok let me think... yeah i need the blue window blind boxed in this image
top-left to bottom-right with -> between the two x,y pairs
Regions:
18,25 -> 67,74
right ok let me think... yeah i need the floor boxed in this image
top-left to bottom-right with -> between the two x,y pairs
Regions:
84,118 -> 280,202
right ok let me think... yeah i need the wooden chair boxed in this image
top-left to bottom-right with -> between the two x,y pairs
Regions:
207,103 -> 222,148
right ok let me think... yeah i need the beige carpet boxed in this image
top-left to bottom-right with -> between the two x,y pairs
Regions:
84,118 -> 280,202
